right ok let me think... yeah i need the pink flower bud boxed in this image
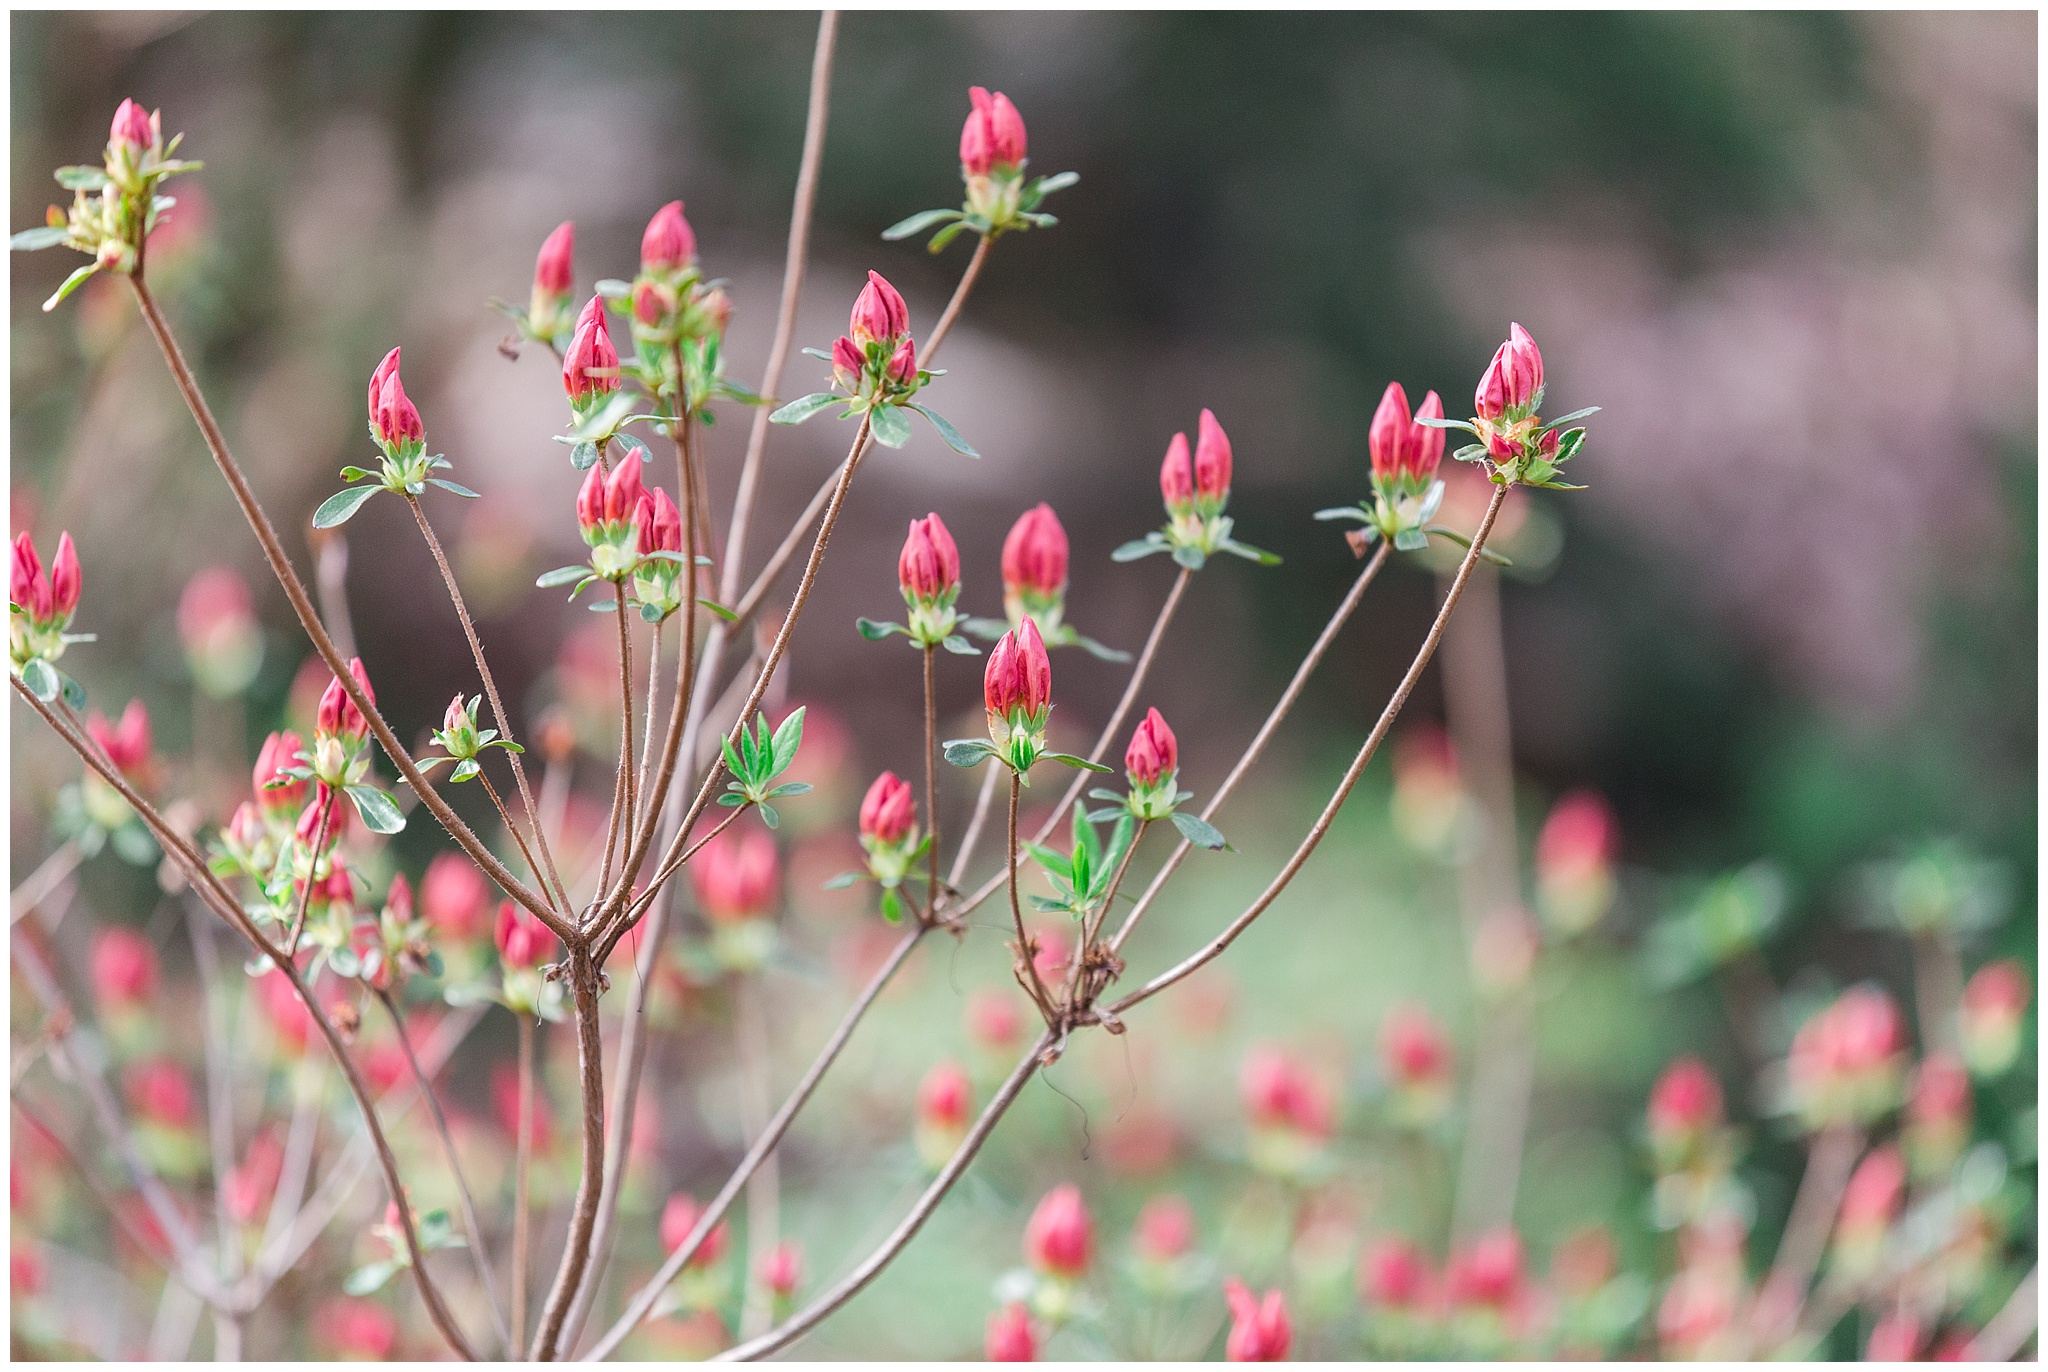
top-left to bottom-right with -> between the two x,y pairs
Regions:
897,512 -> 961,604
315,659 -> 374,741
1866,1311 -> 1921,1363
985,1304 -> 1038,1362
1446,1227 -> 1523,1309
1960,959 -> 2030,1074
1361,1238 -> 1432,1309
314,1298 -> 397,1361
1125,707 -> 1177,786
494,899 -> 554,969
886,335 -> 918,386
91,927 -> 159,1009
1240,1045 -> 1334,1140
1223,1279 -> 1292,1362
221,1130 -> 284,1226
637,487 -> 683,557
966,988 -> 1023,1051
1537,789 -> 1617,879
848,270 -> 909,348
422,853 -> 491,942
1194,409 -> 1233,504
859,771 -> 916,846
1369,383 -> 1447,487
960,87 -> 1028,176
1910,1051 -> 1972,1131
831,335 -> 864,390
384,872 -> 413,924
253,734 -> 305,817
1648,1055 -> 1723,1145
86,699 -> 154,780
109,99 -> 154,154
1474,322 -> 1543,421
576,466 -> 606,539
917,1059 -> 971,1133
1023,1183 -> 1093,1279
1378,1003 -> 1452,1095
48,532 -> 80,620
984,617 -> 1052,723
11,532 -> 49,622
367,347 -> 424,451
640,200 -> 696,272
757,1239 -> 803,1300
563,296 -> 620,400
1838,1145 -> 1905,1233
1001,503 -> 1068,600
690,828 -> 780,924
631,279 -> 671,327
659,1192 -> 729,1269
603,451 -> 645,527
534,221 -> 574,296
1159,431 -> 1194,511
124,1057 -> 195,1129
1788,985 -> 1906,1125
1132,1193 -> 1195,1264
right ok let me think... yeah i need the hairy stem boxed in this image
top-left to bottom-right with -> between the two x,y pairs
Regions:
480,772 -> 550,904
923,234 -> 992,365
1008,772 -> 1055,1019
530,951 -> 608,1359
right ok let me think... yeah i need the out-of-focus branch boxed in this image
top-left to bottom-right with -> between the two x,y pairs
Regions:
1751,1124 -> 1863,1350
1969,1265 -> 2039,1361
734,972 -> 780,1339
530,953 -> 610,1359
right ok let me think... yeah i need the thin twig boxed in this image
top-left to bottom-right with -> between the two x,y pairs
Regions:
922,644 -> 942,923
1008,772 -> 1055,1019
734,971 -> 780,1340
480,771 -> 550,902
923,234 -> 991,365
1969,1265 -> 2039,1361
529,952 -> 608,1358
948,768 -> 1001,891
185,902 -> 243,1288
10,839 -> 80,925
1752,1124 -> 1862,1351
512,1013 -> 535,1352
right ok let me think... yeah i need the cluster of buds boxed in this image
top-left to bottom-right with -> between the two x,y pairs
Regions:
1364,383 -> 1446,549
10,530 -> 84,693
1786,985 -> 1906,1130
1120,411 -> 1275,570
575,455 -> 648,581
176,566 -> 263,698
691,827 -> 781,971
423,692 -> 524,785
16,98 -> 202,311
78,699 -> 160,832
1240,1045 -> 1335,1179
884,86 -> 1074,252
1456,324 -> 1592,488
631,487 -> 688,620
1378,1003 -> 1455,1126
216,729 -> 305,883
857,771 -> 923,898
344,873 -> 437,991
1222,1279 -> 1293,1362
1020,1183 -> 1093,1323
773,270 -> 976,453
315,349 -> 477,530
981,618 -> 1054,774
1959,959 -> 2029,1076
622,202 -> 733,405
1534,789 -> 1619,936
913,1059 -> 971,1170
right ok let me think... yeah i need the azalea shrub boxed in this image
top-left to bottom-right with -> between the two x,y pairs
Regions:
8,26 -> 2036,1367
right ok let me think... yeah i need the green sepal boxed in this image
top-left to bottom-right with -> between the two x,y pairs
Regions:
339,465 -> 377,482
313,485 -> 380,529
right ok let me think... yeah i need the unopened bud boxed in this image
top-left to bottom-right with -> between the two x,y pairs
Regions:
494,899 -> 555,969
859,771 -> 916,847
109,99 -> 155,155
1474,322 -> 1543,422
562,296 -> 620,402
1023,1183 -> 1093,1280
848,270 -> 909,348
960,86 -> 1028,176
1124,707 -> 1177,788
640,200 -> 696,273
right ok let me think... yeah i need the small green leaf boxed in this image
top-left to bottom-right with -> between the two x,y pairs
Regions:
56,670 -> 86,711
427,478 -> 480,498
765,782 -> 812,799
696,598 -> 740,624
638,601 -> 664,623
944,739 -> 996,768
313,485 -> 380,529
768,706 -> 807,775
868,404 -> 913,449
535,565 -> 589,588
1171,545 -> 1206,571
53,165 -> 109,191
338,465 -> 376,482
1393,528 -> 1429,552
594,277 -> 632,299
879,888 -> 903,923
43,262 -> 100,312
344,1260 -> 404,1296
450,760 -> 481,783
1071,635 -> 1133,664
1112,536 -> 1168,562
570,440 -> 600,471
1313,506 -> 1368,523
909,405 -> 979,457
941,635 -> 980,656
1171,811 -> 1228,850
1044,753 -> 1114,773
1033,171 -> 1080,195
1414,416 -> 1478,434
769,392 -> 840,425
1220,539 -> 1282,566
345,785 -> 406,835
881,207 -> 963,241
1542,406 -> 1601,429
1424,527 -> 1512,567
585,599 -> 618,613
927,220 -> 973,254
758,803 -> 780,830
822,871 -> 861,890
10,225 -> 71,251
855,617 -> 907,641
961,617 -> 1010,642
617,433 -> 652,465
20,659 -> 58,702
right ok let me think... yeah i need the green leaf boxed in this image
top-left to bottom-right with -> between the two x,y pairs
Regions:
450,760 -> 480,783
53,165 -> 109,191
696,598 -> 740,623
1414,416 -> 1478,434
1171,811 -> 1228,850
616,433 -> 652,465
639,601 -> 664,623
43,262 -> 99,312
1112,536 -> 1169,562
927,220 -> 973,253
313,485 -> 380,529
768,706 -> 807,775
758,803 -> 780,830
1393,528 -> 1429,552
941,635 -> 980,656
343,1260 -> 403,1297
879,887 -> 903,923
1071,635 -> 1133,664
868,403 -> 913,449
338,465 -> 377,482
944,739 -> 997,768
961,617 -> 1010,642
426,478 -> 480,498
594,277 -> 632,299
910,405 -> 979,457
855,617 -> 907,641
769,392 -> 840,426
585,599 -> 618,613
345,785 -> 406,835
1424,526 -> 1512,567
1220,539 -> 1282,566
10,225 -> 71,251
570,440 -> 600,471
1527,478 -> 1589,491
822,871 -> 861,890
1033,171 -> 1080,195
1313,506 -> 1368,523
56,670 -> 86,711
881,207 -> 963,241
765,782 -> 812,799
720,734 -> 746,780
1542,406 -> 1601,429
1171,545 -> 1206,571
1045,753 -> 1114,773
20,659 -> 58,702
535,565 -> 589,588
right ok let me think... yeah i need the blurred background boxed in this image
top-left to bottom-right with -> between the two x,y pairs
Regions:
10,10 -> 2036,1361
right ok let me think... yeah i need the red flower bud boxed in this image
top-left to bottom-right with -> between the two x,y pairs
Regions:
1125,707 -> 1177,786
886,335 -> 918,385
534,220 -> 575,296
48,532 -> 80,620
917,1059 -> 971,1132
1000,503 -> 1068,599
757,1239 -> 803,1299
984,617 -> 1052,723
603,453 -> 645,526
1132,1193 -> 1195,1264
1361,1238 -> 1432,1310
690,828 -> 780,924
422,853 -> 491,942
659,1192 -> 729,1269
985,1304 -> 1038,1362
1240,1045 -> 1334,1140
562,296 -> 620,400
1839,1145 -> 1905,1231
576,466 -> 605,538
1960,959 -> 2029,1073
960,86 -> 1028,176
1475,322 -> 1543,421
91,927 -> 159,1009
1648,1055 -> 1723,1145
1194,408 -> 1233,503
1445,1227 -> 1523,1309
1223,1279 -> 1292,1362
86,699 -> 154,780
1369,382 -> 1446,487
1536,789 -> 1617,880
367,347 -> 423,451
494,899 -> 554,969
640,200 -> 696,273
848,270 -> 909,348
1159,431 -> 1194,510
631,279 -> 670,327
11,532 -> 49,621
125,1056 -> 196,1129
636,487 -> 683,557
109,99 -> 154,154
1379,1003 -> 1453,1094
254,729 -> 308,815
859,771 -> 916,846
315,659 -> 373,741
831,335 -> 864,390
898,512 -> 961,604
1788,986 -> 1906,1126
1023,1183 -> 1093,1279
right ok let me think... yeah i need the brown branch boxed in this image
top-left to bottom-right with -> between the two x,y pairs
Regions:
511,1013 -> 535,1352
922,234 -> 991,365
1752,1124 -> 1863,1351
480,771 -> 550,905
530,951 -> 608,1358
922,644 -> 942,922
184,901 -> 243,1288
1969,1265 -> 2039,1361
591,592 -> 639,910
1008,771 -> 1055,1020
